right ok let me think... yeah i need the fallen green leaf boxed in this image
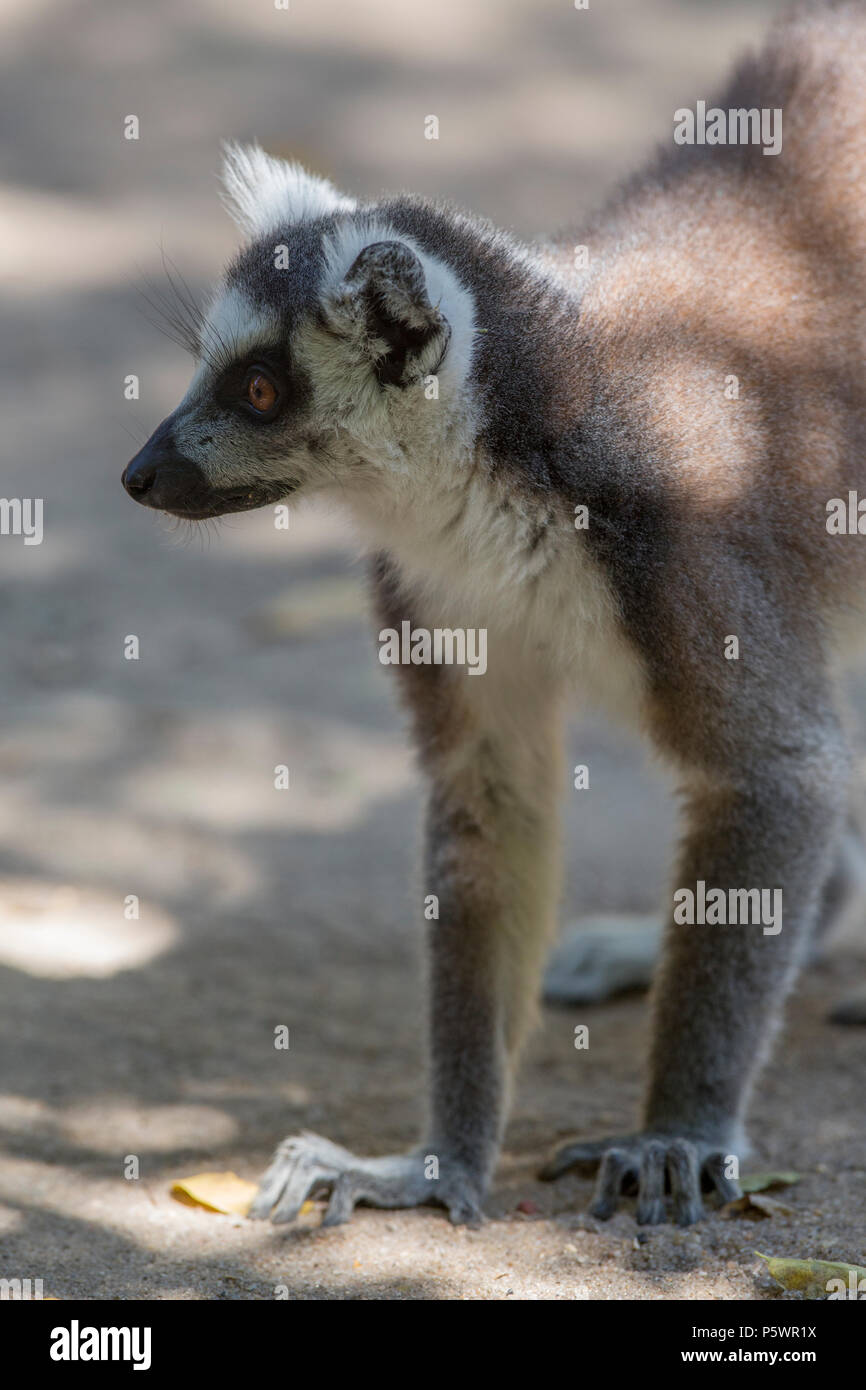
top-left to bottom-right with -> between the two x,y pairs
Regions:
741,1171 -> 801,1193
756,1252 -> 866,1298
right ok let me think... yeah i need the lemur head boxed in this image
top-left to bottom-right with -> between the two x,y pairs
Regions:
123,145 -> 476,520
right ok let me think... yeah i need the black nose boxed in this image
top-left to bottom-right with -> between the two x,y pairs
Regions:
122,414 -> 210,514
122,414 -> 175,504
122,456 -> 156,498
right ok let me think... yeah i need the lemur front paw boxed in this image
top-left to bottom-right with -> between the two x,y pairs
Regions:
539,1132 -> 742,1225
250,1131 -> 484,1227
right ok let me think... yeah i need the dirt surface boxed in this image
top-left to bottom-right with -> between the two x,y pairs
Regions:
1,0 -> 865,1300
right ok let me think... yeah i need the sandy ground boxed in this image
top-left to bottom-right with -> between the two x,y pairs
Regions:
1,0 -> 865,1300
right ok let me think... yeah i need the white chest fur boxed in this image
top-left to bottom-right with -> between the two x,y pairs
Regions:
348,458 -> 648,730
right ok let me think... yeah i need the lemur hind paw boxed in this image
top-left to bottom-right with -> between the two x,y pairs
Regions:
539,1132 -> 742,1226
249,1131 -> 484,1227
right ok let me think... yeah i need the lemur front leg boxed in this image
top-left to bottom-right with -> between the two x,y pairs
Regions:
252,589 -> 564,1226
543,725 -> 848,1224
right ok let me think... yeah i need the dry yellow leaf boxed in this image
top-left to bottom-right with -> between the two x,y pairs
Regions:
171,1171 -> 259,1216
171,1172 -> 317,1219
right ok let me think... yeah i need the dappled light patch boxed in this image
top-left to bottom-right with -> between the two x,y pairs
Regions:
0,880 -> 176,979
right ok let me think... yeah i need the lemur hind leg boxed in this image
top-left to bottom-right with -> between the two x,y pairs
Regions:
252,562 -> 565,1226
541,705 -> 848,1225
543,815 -> 866,1006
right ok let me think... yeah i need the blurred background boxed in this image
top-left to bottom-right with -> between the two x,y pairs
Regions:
3,0 -> 864,1301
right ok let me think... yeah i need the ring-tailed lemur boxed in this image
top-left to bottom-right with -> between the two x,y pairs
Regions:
123,2 -> 866,1226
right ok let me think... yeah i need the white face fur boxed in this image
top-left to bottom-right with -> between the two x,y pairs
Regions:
124,144 -> 479,522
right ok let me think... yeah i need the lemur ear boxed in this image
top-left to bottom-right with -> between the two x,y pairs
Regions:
325,240 -> 452,387
219,142 -> 355,236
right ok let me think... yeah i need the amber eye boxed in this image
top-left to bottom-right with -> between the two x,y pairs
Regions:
244,370 -> 278,415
